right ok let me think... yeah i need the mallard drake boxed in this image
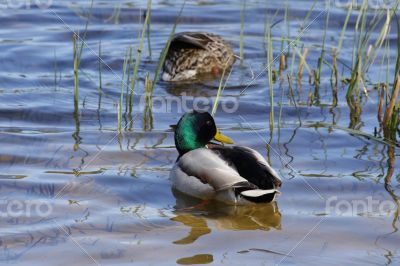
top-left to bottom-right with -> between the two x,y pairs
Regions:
162,32 -> 236,81
170,111 -> 282,205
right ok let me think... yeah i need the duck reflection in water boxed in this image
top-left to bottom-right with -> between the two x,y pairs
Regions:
171,189 -> 282,245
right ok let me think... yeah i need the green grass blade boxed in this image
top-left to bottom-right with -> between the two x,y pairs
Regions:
337,1 -> 353,54
239,0 -> 245,65
151,0 -> 186,90
130,0 -> 152,96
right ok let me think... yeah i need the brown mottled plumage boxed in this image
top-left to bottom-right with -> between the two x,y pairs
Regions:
162,32 -> 236,81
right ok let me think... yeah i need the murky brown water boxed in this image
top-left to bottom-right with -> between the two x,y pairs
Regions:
0,0 -> 399,265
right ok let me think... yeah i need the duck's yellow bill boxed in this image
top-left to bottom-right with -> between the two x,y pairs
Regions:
214,129 -> 234,144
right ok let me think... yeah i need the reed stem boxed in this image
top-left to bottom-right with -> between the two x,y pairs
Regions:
239,0 -> 245,65
267,25 -> 274,132
151,0 -> 186,90
129,0 -> 152,115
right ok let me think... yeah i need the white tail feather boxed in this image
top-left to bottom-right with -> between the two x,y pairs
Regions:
240,189 -> 277,198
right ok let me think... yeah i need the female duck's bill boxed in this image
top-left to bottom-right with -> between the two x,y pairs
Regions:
162,32 -> 236,82
170,110 -> 282,205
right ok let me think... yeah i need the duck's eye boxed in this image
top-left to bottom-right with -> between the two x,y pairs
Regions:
206,120 -> 212,126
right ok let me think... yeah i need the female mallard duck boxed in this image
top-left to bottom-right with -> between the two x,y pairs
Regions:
170,111 -> 282,205
162,32 -> 236,81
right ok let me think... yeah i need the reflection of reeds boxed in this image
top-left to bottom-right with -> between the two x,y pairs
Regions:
383,144 -> 399,232
308,122 -> 397,148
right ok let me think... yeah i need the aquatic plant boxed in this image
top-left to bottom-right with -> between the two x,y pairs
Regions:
315,8 -> 330,92
119,48 -> 130,132
73,33 -> 79,111
151,0 -> 186,90
382,75 -> 400,139
239,0 -> 245,65
211,56 -> 234,116
129,0 -> 152,115
266,24 -> 275,132
346,1 -> 399,98
144,73 -> 154,131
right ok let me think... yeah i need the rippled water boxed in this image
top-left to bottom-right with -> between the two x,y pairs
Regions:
0,0 -> 399,265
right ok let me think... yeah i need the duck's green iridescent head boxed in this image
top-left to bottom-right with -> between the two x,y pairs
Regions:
174,111 -> 233,155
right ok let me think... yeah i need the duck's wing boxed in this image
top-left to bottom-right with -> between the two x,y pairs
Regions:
208,145 -> 282,190
176,148 -> 252,191
174,148 -> 278,203
170,32 -> 214,50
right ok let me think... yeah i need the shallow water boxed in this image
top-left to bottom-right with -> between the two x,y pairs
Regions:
0,0 -> 399,265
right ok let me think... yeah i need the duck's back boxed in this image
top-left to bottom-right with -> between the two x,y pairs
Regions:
162,32 -> 235,81
208,145 -> 282,190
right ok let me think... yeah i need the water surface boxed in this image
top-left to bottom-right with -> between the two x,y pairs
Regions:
0,1 -> 399,265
